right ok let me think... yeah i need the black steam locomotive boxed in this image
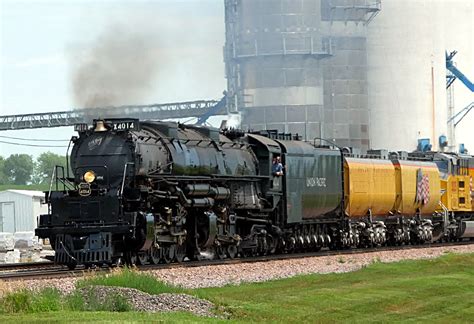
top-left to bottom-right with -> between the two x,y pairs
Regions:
36,118 -> 343,268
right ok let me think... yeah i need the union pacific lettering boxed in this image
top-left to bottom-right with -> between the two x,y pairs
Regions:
306,177 -> 327,188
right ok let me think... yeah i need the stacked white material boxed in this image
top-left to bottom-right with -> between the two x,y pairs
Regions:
20,250 -> 42,263
0,232 -> 17,263
14,232 -> 42,250
41,238 -> 52,250
0,232 -> 14,251
2,249 -> 21,264
40,249 -> 55,260
13,232 -> 43,263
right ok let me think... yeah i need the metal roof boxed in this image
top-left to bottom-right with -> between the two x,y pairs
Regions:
247,134 -> 281,153
0,190 -> 44,198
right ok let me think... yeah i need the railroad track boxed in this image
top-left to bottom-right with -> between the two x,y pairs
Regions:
1,240 -> 473,281
0,261 -> 55,272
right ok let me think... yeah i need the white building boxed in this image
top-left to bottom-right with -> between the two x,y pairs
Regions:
0,190 -> 48,233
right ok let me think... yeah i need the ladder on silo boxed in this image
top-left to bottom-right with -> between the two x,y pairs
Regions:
445,51 -> 474,152
446,80 -> 456,151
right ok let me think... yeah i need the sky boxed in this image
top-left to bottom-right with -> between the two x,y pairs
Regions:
0,0 -> 226,157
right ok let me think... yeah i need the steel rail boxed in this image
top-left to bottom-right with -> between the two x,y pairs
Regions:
0,261 -> 54,272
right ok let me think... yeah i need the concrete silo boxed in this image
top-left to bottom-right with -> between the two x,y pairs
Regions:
224,0 -> 380,150
319,0 -> 381,149
366,0 -> 472,151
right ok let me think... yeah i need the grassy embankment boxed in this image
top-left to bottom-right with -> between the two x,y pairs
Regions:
0,253 -> 473,323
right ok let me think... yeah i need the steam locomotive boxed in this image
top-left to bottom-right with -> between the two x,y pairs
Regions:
35,119 -> 474,269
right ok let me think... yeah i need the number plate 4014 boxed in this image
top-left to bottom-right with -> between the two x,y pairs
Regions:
111,120 -> 140,131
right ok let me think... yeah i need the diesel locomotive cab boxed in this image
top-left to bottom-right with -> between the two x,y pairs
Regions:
36,119 -> 153,268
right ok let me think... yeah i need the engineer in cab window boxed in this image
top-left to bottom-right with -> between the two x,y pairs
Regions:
272,156 -> 284,176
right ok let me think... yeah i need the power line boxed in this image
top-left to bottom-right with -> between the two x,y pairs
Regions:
0,140 -> 68,148
0,135 -> 70,142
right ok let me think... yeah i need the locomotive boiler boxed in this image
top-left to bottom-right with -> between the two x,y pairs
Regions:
35,119 -> 474,269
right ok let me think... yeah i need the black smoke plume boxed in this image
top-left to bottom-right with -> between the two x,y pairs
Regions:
71,24 -> 159,108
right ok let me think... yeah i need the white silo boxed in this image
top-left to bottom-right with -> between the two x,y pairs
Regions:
443,1 -> 473,153
367,0 -> 461,151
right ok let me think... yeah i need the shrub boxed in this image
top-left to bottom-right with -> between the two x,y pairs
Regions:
30,288 -> 62,312
0,286 -> 131,314
77,267 -> 180,295
103,293 -> 131,312
66,287 -> 131,312
0,288 -> 63,314
1,290 -> 32,313
65,290 -> 86,311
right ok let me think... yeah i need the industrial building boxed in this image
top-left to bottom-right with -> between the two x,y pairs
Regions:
0,190 -> 47,233
224,0 -> 380,150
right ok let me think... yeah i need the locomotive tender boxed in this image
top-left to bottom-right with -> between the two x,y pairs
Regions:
35,119 -> 474,269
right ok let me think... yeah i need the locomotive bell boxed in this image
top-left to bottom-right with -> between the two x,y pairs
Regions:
94,120 -> 107,132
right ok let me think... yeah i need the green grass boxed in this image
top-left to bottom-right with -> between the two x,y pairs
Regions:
196,253 -> 474,323
0,311 -> 212,323
0,287 -> 131,314
1,253 -> 474,323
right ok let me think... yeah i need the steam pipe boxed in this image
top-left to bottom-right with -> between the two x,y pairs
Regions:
184,184 -> 230,199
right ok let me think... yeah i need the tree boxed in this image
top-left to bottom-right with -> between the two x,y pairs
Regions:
4,154 -> 34,185
0,156 -> 9,185
34,152 -> 68,185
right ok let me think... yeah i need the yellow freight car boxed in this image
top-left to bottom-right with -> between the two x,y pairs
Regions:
344,157 -> 397,217
392,160 -> 441,216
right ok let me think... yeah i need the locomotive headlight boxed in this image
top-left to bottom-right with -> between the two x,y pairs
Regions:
83,170 -> 96,183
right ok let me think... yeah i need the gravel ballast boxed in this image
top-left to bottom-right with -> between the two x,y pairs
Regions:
79,286 -> 216,317
2,244 -> 474,296
149,244 -> 474,289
